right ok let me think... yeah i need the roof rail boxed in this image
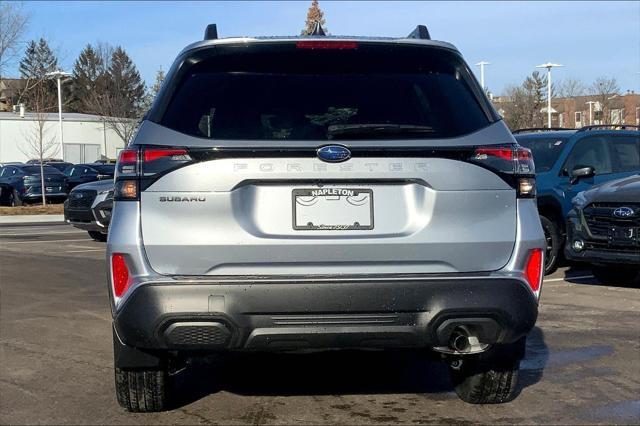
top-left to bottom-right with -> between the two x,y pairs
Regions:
204,24 -> 218,40
310,21 -> 326,36
577,124 -> 639,132
512,127 -> 573,134
407,25 -> 431,40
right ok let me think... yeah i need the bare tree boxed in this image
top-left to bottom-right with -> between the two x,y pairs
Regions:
0,2 -> 30,81
19,79 -> 59,205
588,77 -> 621,124
557,77 -> 586,98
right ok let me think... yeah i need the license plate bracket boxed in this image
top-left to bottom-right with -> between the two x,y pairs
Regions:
292,188 -> 374,230
607,226 -> 637,245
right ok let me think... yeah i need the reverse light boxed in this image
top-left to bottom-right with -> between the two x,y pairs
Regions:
111,254 -> 131,298
524,248 -> 543,295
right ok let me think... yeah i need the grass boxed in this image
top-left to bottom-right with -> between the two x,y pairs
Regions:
0,204 -> 64,216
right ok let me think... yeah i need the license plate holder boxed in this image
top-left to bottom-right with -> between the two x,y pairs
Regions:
607,226 -> 637,245
293,188 -> 374,230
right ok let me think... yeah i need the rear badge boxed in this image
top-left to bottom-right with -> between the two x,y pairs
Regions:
159,196 -> 206,202
317,145 -> 351,163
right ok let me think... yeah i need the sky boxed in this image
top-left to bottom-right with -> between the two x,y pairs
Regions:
6,1 -> 640,95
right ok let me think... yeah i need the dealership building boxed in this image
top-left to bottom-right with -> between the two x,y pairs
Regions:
0,111 -> 126,164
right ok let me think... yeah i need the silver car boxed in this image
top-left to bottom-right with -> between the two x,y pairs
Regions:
107,24 -> 545,411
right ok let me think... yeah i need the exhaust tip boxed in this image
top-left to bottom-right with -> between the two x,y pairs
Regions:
450,328 -> 471,352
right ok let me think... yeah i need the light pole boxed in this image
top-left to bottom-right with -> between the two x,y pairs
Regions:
45,70 -> 72,160
535,62 -> 563,128
475,61 -> 490,91
586,101 -> 597,125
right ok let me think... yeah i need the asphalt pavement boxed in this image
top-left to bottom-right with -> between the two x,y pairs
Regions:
1,223 -> 639,424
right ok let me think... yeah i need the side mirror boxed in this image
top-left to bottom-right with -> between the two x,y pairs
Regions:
570,166 -> 595,184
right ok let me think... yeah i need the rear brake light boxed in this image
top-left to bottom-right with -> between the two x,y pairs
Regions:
296,41 -> 358,50
524,248 -> 543,295
111,253 -> 131,298
470,145 -> 536,198
143,148 -> 189,162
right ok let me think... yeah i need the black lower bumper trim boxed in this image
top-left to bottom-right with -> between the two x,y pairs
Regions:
113,276 -> 538,355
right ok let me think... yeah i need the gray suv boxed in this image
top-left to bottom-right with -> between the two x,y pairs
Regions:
108,24 -> 545,411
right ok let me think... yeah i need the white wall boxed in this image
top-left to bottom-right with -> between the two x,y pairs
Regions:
0,115 -> 125,163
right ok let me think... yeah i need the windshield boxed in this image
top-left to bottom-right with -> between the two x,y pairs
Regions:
515,136 -> 569,172
160,44 -> 494,140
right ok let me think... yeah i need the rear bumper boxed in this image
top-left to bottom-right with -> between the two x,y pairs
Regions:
112,275 -> 538,357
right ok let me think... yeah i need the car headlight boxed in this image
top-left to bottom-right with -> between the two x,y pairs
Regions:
572,191 -> 588,209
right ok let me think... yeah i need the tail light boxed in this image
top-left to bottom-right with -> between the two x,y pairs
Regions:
470,144 -> 536,198
524,248 -> 543,296
114,146 -> 192,200
111,253 -> 131,298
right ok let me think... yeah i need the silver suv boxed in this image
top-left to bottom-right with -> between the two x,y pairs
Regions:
108,24 -> 545,411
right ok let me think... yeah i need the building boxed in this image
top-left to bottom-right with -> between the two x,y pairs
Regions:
0,111 -> 126,163
553,93 -> 640,128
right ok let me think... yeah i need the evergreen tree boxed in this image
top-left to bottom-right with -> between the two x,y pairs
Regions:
301,0 -> 327,35
107,46 -> 145,118
18,38 -> 58,110
70,43 -> 108,112
150,68 -> 165,99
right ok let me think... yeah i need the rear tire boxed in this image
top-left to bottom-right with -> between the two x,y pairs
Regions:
9,189 -> 22,207
540,216 -> 559,275
88,231 -> 107,242
115,367 -> 168,412
449,338 -> 525,404
592,266 -> 639,286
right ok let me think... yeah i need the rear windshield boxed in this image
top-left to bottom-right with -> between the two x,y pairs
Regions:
160,43 -> 494,140
21,165 -> 62,174
515,136 -> 569,172
94,164 -> 115,174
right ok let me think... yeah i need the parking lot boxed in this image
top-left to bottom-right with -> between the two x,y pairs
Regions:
0,223 -> 638,425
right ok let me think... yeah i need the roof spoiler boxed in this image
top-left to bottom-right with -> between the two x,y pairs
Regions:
204,24 -> 218,40
512,127 -> 572,134
577,124 -> 639,132
407,25 -> 430,40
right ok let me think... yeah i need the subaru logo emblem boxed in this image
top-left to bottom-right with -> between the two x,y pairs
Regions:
316,145 -> 351,163
73,193 -> 84,199
613,207 -> 634,218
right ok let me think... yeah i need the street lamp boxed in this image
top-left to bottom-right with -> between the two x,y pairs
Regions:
475,61 -> 490,91
45,70 -> 72,160
535,62 -> 563,128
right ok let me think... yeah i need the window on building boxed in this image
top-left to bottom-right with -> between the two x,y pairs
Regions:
610,109 -> 624,125
574,111 -> 582,128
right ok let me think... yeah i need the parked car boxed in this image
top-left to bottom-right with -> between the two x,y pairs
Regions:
514,125 -> 640,274
64,179 -> 114,241
565,174 -> 639,284
0,164 -> 68,205
44,161 -> 74,172
63,163 -> 115,190
107,23 -> 545,411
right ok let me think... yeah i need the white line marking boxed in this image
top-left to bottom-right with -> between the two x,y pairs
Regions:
545,275 -> 594,282
0,230 -> 85,236
64,248 -> 105,253
1,238 -> 91,244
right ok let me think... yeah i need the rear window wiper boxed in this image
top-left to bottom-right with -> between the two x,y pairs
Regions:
327,123 -> 435,139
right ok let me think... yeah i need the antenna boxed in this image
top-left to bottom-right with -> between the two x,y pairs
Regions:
204,24 -> 218,40
407,25 -> 431,40
310,21 -> 326,36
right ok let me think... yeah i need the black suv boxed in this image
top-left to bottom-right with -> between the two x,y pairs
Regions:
0,164 -> 68,205
565,175 -> 640,284
63,163 -> 115,190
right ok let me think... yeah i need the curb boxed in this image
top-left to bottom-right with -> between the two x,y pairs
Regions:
0,214 -> 65,225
